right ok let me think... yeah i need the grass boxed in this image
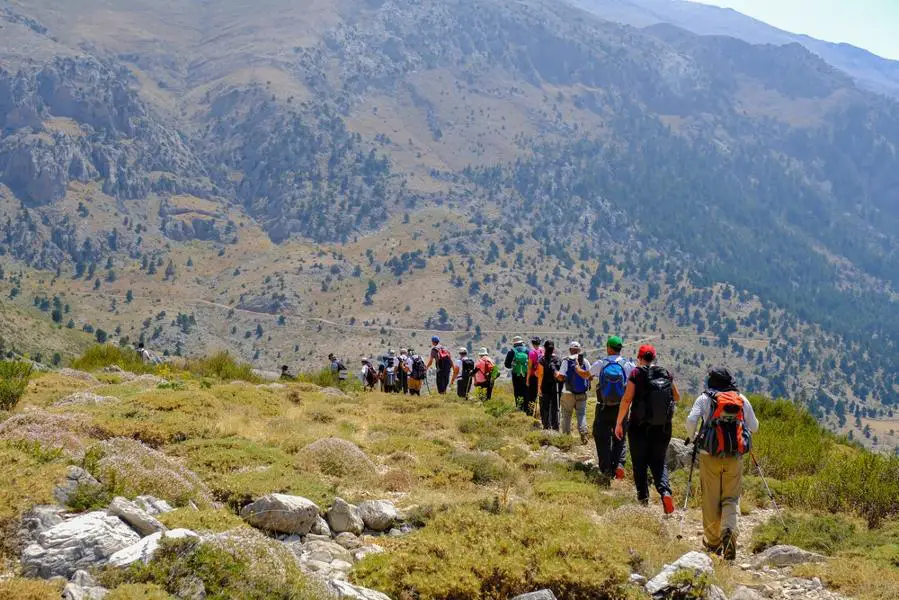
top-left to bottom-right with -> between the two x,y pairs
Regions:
72,345 -> 153,374
182,352 -> 259,383
0,440 -> 67,523
159,508 -> 248,533
0,360 -> 33,410
0,578 -> 63,600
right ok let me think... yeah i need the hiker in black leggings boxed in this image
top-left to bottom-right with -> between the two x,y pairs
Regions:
538,340 -> 560,430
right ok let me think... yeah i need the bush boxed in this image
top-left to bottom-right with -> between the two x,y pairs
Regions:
0,360 -> 33,410
751,513 -> 859,555
353,504 -> 636,600
526,430 -> 578,452
297,437 -> 374,479
750,396 -> 833,479
72,345 -> 150,374
807,451 -> 899,528
105,584 -> 173,599
183,352 -> 259,383
450,450 -> 516,485
159,508 -> 247,533
0,577 -> 63,599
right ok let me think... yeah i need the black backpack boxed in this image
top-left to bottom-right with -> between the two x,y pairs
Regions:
631,365 -> 674,426
461,358 -> 475,378
541,355 -> 561,391
411,355 -> 427,380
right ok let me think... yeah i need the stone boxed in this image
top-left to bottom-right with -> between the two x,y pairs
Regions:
108,529 -> 199,567
21,511 -> 141,578
321,387 -> 348,397
645,551 -> 714,596
353,544 -> 385,562
629,574 -> 648,586
327,497 -> 364,535
311,515 -> 332,536
18,505 -> 66,546
54,466 -> 101,506
358,500 -> 399,532
751,545 -> 826,569
108,496 -> 167,536
706,585 -> 728,600
58,368 -> 99,383
239,493 -> 320,534
511,591 -> 558,600
133,495 -> 175,516
63,570 -> 108,600
301,539 -> 352,564
327,579 -> 392,600
334,532 -> 362,549
730,586 -> 766,600
666,438 -> 698,472
54,392 -> 119,407
330,559 -> 353,572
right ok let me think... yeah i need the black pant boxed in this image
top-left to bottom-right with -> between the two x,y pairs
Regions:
526,375 -> 539,415
628,423 -> 672,502
457,376 -> 472,399
511,374 -> 528,410
436,369 -> 450,394
399,369 -> 408,394
593,405 -> 627,477
540,385 -> 559,430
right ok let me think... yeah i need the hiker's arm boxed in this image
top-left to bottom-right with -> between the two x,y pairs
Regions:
504,350 -> 514,369
536,364 -> 543,392
742,396 -> 760,433
685,395 -> 707,438
614,381 -> 636,439
451,364 -> 459,383
575,364 -> 591,378
672,382 -> 681,403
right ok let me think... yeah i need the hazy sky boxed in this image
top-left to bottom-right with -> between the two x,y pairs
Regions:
690,0 -> 899,60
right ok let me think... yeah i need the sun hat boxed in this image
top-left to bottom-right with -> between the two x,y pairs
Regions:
478,348 -> 489,356
512,335 -> 524,344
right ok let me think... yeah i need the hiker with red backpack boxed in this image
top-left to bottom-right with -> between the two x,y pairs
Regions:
557,341 -> 591,444
687,366 -> 759,560
504,336 -> 530,412
614,345 -> 680,514
426,336 -> 453,395
472,348 -> 496,401
573,336 -> 634,480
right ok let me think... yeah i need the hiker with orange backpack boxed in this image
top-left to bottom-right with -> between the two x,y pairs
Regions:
425,336 -> 453,395
614,345 -> 679,515
687,366 -> 759,560
472,348 -> 496,401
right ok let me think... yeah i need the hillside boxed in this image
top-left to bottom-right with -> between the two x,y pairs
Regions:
1,0 -> 899,450
1,354 -> 899,599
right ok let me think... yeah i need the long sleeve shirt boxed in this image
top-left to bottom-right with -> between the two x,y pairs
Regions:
686,392 -> 760,439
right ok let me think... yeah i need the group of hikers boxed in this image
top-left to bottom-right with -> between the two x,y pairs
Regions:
325,334 -> 760,560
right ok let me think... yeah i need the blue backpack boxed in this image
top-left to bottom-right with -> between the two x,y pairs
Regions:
565,358 -> 590,394
598,357 -> 628,406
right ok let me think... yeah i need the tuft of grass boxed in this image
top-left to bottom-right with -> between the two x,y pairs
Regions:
0,578 -> 64,599
0,441 -> 67,523
296,437 -> 374,479
750,397 -> 834,480
105,583 -> 174,599
0,360 -> 34,410
72,345 -> 152,374
525,429 -> 578,452
182,352 -> 259,383
159,508 -> 247,533
450,450 -> 516,486
751,513 -> 858,555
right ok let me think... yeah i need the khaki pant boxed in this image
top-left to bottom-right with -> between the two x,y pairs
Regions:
560,392 -> 588,434
699,453 -> 743,547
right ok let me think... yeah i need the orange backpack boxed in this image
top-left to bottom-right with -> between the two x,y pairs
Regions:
701,391 -> 752,457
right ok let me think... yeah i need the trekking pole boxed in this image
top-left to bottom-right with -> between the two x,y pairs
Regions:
677,430 -> 702,540
749,451 -> 788,532
425,374 -> 432,396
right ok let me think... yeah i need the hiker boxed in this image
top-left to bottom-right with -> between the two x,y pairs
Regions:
575,336 -> 634,480
472,348 -> 496,401
687,366 -> 759,560
137,342 -> 160,365
406,349 -> 427,396
360,358 -> 378,392
536,340 -> 561,430
280,365 -> 295,381
527,337 -> 543,416
328,353 -> 348,383
453,348 -> 475,399
504,336 -> 530,412
557,341 -> 591,444
397,349 -> 410,394
425,336 -> 453,395
614,345 -> 679,514
383,350 -> 399,393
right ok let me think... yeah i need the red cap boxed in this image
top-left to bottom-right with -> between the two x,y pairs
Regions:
638,344 -> 656,360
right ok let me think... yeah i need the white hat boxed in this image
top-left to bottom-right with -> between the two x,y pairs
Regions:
568,341 -> 581,350
458,347 -> 468,354
478,348 -> 489,356
512,335 -> 524,344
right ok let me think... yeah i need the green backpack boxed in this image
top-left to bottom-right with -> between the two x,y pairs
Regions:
511,347 -> 529,377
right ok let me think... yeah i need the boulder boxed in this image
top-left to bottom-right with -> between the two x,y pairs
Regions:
358,500 -> 399,532
311,515 -> 332,536
133,495 -> 175,516
108,528 -> 199,567
327,498 -> 364,535
18,505 -> 66,546
301,539 -> 353,564
334,532 -> 363,550
731,586 -> 766,600
706,585 -> 728,600
21,511 -> 141,578
666,438 -> 698,472
108,496 -> 167,536
353,544 -> 386,562
54,392 -> 119,407
511,591 -> 558,600
54,466 -> 102,506
321,387 -> 348,397
628,574 -> 647,586
751,545 -> 826,568
327,580 -> 392,600
239,493 -> 320,534
645,551 -> 714,596
63,570 -> 108,600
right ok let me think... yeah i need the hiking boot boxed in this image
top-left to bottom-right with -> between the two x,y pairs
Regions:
615,466 -> 625,480
579,431 -> 588,445
721,529 -> 737,561
703,540 -> 722,556
662,494 -> 675,515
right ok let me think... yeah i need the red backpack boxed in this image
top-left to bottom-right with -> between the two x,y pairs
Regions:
436,346 -> 453,371
701,391 -> 752,457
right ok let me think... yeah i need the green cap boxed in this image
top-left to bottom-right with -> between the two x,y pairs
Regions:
607,336 -> 623,351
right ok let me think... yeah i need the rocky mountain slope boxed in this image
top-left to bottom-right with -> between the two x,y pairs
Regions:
1,0 -> 899,449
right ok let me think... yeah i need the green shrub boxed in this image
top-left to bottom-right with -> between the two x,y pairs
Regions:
294,367 -> 361,392
0,577 -> 63,599
750,396 -> 833,479
0,360 -> 33,410
72,345 -> 150,373
525,430 -> 578,452
105,583 -> 174,599
751,513 -> 858,554
810,452 -> 899,528
183,352 -> 259,383
483,397 -> 516,418
297,437 -> 374,479
159,508 -> 247,533
353,504 -> 635,600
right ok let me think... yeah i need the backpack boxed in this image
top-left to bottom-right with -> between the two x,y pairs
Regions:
511,347 -> 529,378
540,355 -> 561,390
411,355 -> 427,380
461,358 -> 475,379
385,366 -> 397,388
436,346 -> 453,371
701,391 -> 752,457
364,366 -> 378,388
474,357 -> 494,385
631,366 -> 674,426
565,358 -> 589,394
597,357 -> 628,406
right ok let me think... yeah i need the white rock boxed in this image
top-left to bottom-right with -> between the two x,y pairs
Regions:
327,579 -> 392,600
628,574 -> 648,585
239,493 -> 320,534
358,500 -> 399,532
108,529 -> 199,567
133,495 -> 175,516
311,515 -> 332,536
666,438 -> 698,472
53,466 -> 101,506
730,585 -> 766,600
645,551 -> 714,596
335,532 -> 363,549
301,539 -> 352,564
330,559 -> 353,572
327,498 -> 364,535
22,511 -> 141,578
108,497 -> 167,536
511,591 -> 559,600
63,570 -> 108,600
353,544 -> 386,562
752,545 -> 826,569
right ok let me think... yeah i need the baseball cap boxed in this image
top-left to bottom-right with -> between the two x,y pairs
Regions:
607,336 -> 623,351
638,344 -> 656,360
531,336 -> 542,345
568,341 -> 581,351
458,347 -> 468,354
431,336 -> 440,344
